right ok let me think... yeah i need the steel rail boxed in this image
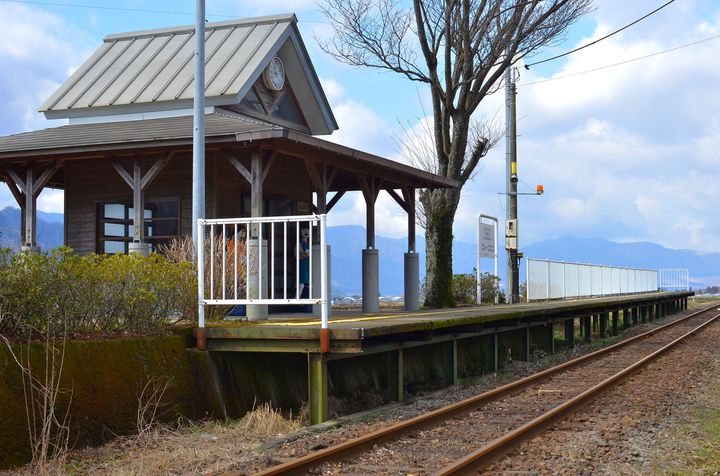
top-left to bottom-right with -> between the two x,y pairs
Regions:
436,310 -> 720,475
248,302 -> 717,476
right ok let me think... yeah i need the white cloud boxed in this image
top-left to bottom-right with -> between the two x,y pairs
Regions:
37,189 -> 65,214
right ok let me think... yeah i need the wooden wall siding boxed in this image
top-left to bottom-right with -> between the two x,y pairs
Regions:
66,153 -> 210,254
65,149 -> 314,254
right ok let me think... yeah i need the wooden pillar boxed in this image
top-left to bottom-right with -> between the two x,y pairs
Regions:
545,322 -> 555,354
611,311 -> 619,336
599,312 -> 608,338
4,162 -> 63,253
522,327 -> 530,360
564,318 -> 575,347
632,307 -> 639,326
308,353 -> 328,425
111,154 -> 172,255
583,316 -> 591,342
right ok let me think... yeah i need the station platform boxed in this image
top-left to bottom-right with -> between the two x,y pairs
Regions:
204,291 -> 694,355
199,291 -> 693,424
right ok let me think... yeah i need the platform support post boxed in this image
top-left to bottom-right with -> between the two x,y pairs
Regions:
447,339 -> 459,385
599,312 -> 608,338
308,353 -> 328,425
648,304 -> 654,321
631,307 -> 638,326
388,349 -> 404,402
564,319 -> 575,348
522,327 -> 530,361
583,316 -> 591,342
612,310 -> 620,336
485,333 -> 498,373
545,322 -> 555,354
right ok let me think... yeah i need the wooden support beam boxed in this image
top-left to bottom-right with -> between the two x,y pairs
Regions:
447,339 -> 459,386
32,160 -> 64,198
1,173 -> 25,208
326,190 -> 346,213
110,160 -> 134,188
546,322 -> 555,354
225,151 -> 253,184
386,188 -> 408,212
599,312 -> 607,338
110,154 -> 174,244
140,153 -> 173,190
486,333 -> 498,373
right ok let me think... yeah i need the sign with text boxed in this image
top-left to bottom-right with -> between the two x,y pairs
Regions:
480,223 -> 495,258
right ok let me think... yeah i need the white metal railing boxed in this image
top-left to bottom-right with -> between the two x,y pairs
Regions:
197,214 -> 328,330
526,258 -> 658,301
658,268 -> 689,291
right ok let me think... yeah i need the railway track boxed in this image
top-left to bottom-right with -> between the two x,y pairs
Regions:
245,303 -> 719,476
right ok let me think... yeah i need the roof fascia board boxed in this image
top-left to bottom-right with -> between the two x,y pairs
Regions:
43,96 -> 232,120
232,26 -> 293,112
286,25 -> 338,132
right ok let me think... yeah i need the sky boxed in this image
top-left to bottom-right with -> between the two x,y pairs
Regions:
0,0 -> 719,256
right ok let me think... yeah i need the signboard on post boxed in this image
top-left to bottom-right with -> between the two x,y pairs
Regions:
480,223 -> 495,258
476,214 -> 499,305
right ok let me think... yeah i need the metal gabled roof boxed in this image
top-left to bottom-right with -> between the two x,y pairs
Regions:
0,112 -> 277,156
38,13 -> 336,134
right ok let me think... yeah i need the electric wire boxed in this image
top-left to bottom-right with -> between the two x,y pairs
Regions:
519,33 -> 720,87
0,0 -> 327,23
525,0 -> 678,69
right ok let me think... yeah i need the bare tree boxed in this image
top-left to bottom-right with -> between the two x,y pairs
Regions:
319,0 -> 592,307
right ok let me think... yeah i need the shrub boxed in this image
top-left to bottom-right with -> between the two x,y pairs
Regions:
0,248 -> 196,340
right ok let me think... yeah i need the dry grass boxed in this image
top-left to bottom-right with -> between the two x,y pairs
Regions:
18,403 -> 304,476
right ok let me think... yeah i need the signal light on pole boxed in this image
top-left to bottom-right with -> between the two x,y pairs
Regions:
536,184 -> 544,195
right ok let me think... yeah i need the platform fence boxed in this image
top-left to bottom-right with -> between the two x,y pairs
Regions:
196,214 -> 329,330
658,268 -> 690,291
526,258 -> 658,302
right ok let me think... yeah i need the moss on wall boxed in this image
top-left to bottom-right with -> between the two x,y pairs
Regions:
0,336 -> 225,469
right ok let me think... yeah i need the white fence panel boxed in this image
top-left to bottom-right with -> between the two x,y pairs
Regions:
548,261 -> 565,299
527,258 -> 659,301
659,269 -> 689,291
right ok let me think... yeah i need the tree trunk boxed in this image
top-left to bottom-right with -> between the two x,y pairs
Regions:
422,188 -> 460,308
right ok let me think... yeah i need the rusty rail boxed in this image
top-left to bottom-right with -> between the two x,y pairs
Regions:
238,303 -> 718,476
437,310 -> 720,475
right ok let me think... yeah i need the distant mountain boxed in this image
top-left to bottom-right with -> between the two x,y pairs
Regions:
327,227 -> 720,295
1,208 -> 715,293
0,207 -> 63,250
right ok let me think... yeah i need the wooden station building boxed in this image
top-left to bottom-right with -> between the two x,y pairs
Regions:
0,14 -> 455,312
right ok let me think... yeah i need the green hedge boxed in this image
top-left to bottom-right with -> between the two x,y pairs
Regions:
0,248 -> 196,340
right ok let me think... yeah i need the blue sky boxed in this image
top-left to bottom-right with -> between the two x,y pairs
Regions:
1,0 -> 719,256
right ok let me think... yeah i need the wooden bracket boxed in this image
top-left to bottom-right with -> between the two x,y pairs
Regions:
326,190 -> 346,213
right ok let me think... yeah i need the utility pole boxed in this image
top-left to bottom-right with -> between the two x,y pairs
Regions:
505,67 -> 520,304
192,0 -> 205,248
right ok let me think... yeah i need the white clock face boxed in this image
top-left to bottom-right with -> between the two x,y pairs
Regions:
264,57 -> 285,91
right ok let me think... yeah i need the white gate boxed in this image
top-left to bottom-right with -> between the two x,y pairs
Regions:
196,214 -> 329,330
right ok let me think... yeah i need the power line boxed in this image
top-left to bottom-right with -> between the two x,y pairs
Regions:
519,33 -> 720,87
0,0 -> 327,22
525,0 -> 678,69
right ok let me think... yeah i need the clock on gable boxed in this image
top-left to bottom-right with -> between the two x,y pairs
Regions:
263,56 -> 285,91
